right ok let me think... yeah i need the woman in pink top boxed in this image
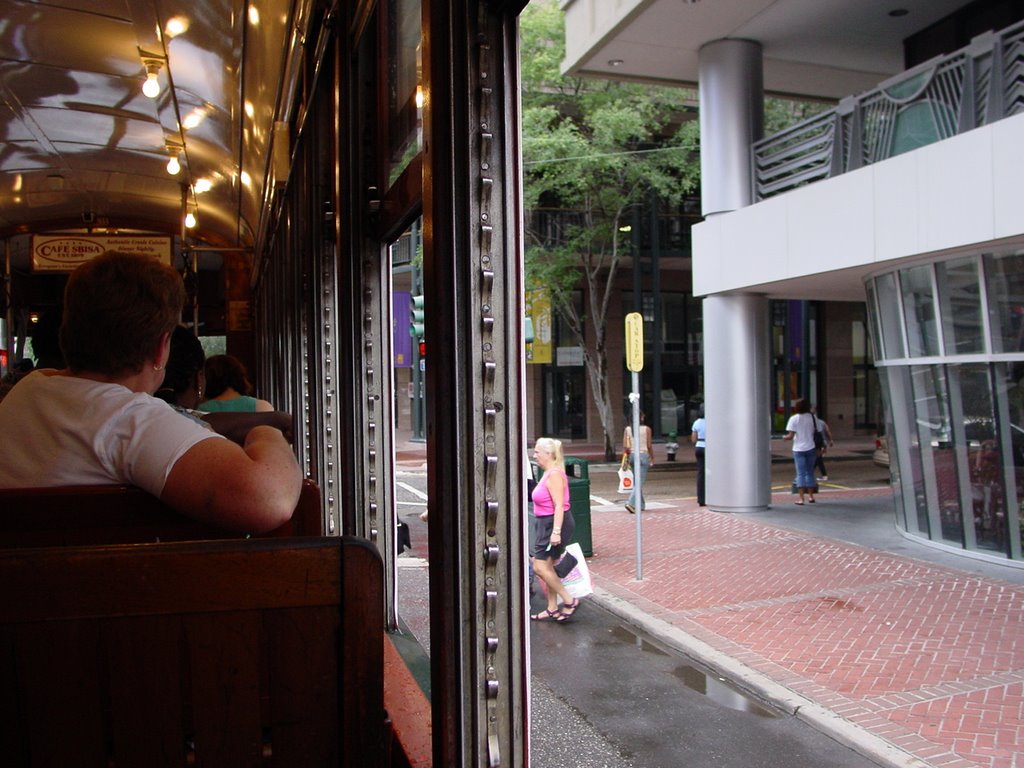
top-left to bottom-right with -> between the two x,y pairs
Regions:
530,437 -> 580,622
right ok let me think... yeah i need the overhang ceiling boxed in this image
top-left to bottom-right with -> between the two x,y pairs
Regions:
562,0 -> 971,99
0,0 -> 311,268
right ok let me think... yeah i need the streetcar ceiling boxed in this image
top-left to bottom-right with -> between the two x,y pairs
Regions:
0,0 -> 313,266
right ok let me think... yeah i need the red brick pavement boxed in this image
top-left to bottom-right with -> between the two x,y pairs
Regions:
588,493 -> 1024,768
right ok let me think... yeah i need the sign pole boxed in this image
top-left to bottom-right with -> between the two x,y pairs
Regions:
624,313 -> 644,581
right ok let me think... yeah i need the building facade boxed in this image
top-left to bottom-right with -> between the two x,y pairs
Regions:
561,0 -> 1024,562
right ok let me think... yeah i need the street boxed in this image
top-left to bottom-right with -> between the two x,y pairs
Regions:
394,455 -> 893,767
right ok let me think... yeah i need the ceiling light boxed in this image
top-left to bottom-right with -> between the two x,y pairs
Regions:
184,209 -> 197,229
193,178 -> 213,193
182,108 -> 205,130
142,60 -> 162,98
165,16 -> 190,38
166,155 -> 181,175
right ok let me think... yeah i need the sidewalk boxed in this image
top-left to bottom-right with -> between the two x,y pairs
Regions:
586,491 -> 1024,768
394,431 -> 1024,766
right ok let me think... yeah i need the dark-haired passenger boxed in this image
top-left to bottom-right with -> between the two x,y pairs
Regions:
199,354 -> 274,413
156,326 -> 293,445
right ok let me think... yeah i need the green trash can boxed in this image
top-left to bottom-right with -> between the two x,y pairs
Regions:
563,457 -> 592,556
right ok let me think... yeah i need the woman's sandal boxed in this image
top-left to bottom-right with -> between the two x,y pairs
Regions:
530,608 -> 562,622
560,599 -> 580,618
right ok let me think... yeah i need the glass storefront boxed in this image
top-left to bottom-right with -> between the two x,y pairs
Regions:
868,249 -> 1024,561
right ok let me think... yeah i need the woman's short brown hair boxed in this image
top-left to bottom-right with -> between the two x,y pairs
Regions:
794,398 -> 810,414
204,354 -> 253,398
60,251 -> 185,376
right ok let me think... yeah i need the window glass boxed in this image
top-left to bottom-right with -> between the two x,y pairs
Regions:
901,265 -> 940,357
994,362 -> 1024,556
387,0 -> 422,188
852,314 -> 879,429
953,364 -> 1006,553
863,280 -> 884,362
885,366 -> 929,535
984,251 -> 1024,354
937,257 -> 984,355
874,273 -> 905,359
910,364 -> 961,544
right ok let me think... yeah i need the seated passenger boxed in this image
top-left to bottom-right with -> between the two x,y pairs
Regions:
0,251 -> 302,533
199,354 -> 274,413
156,326 -> 294,444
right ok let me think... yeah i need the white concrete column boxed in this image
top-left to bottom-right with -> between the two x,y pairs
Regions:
697,39 -> 771,512
698,39 -> 763,217
703,294 -> 771,512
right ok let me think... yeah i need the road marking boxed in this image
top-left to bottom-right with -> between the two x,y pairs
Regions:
397,480 -> 428,500
591,494 -> 614,505
771,482 -> 853,491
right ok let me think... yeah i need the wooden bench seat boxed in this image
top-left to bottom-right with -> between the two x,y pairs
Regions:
0,477 -> 324,546
0,535 -> 383,767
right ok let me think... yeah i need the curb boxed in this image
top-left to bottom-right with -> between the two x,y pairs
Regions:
588,585 -> 932,768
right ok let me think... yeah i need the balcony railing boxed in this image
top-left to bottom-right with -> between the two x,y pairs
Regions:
752,19 -> 1024,202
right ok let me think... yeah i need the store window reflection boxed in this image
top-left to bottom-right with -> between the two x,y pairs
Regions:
869,249 -> 1024,562
901,265 -> 940,357
911,365 -> 961,544
996,362 -> 1024,555
985,252 -> 1024,354
955,364 -> 1006,551
937,258 -> 984,355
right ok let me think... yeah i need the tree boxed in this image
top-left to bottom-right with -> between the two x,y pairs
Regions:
521,0 -> 700,458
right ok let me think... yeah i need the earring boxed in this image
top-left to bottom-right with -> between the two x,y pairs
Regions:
153,363 -> 165,372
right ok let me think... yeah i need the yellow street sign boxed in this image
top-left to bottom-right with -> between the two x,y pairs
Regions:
625,312 -> 644,371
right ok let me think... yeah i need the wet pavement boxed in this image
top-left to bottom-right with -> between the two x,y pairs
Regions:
395,436 -> 1024,767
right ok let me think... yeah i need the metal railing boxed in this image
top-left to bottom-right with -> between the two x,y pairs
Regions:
752,20 -> 1024,201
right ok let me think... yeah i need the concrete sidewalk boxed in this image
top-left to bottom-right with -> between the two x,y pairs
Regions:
585,490 -> 1024,768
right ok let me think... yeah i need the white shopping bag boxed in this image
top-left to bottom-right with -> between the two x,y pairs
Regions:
558,542 -> 593,599
617,467 -> 634,494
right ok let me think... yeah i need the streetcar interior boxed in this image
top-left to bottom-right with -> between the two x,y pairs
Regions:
1,1 -> 530,765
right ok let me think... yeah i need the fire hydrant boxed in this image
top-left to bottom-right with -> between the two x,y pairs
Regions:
666,431 -> 679,462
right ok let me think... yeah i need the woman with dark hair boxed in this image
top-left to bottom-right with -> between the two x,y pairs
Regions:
0,251 -> 301,533
783,398 -> 818,505
156,326 -> 293,444
200,354 -> 274,413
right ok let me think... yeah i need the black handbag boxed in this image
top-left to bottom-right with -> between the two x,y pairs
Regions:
812,414 -> 825,450
554,551 -> 578,578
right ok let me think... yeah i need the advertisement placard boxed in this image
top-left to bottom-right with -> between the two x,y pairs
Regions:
31,235 -> 173,272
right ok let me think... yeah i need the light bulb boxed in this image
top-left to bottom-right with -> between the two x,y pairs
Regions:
166,155 -> 181,175
184,211 -> 197,229
142,69 -> 160,98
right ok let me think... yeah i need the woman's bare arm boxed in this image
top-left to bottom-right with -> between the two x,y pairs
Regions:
160,425 -> 302,532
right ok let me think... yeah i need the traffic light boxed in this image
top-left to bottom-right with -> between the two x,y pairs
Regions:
410,294 -> 425,339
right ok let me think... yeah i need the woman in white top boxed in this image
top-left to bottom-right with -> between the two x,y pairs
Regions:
783,398 -> 818,505
0,251 -> 302,533
623,411 -> 654,513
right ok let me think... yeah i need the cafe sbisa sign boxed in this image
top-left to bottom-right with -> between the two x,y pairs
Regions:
31,235 -> 172,272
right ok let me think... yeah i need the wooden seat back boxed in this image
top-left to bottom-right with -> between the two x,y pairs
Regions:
0,477 -> 323,546
0,535 -> 383,767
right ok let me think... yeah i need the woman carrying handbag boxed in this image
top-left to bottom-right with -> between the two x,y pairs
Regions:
622,412 -> 653,514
